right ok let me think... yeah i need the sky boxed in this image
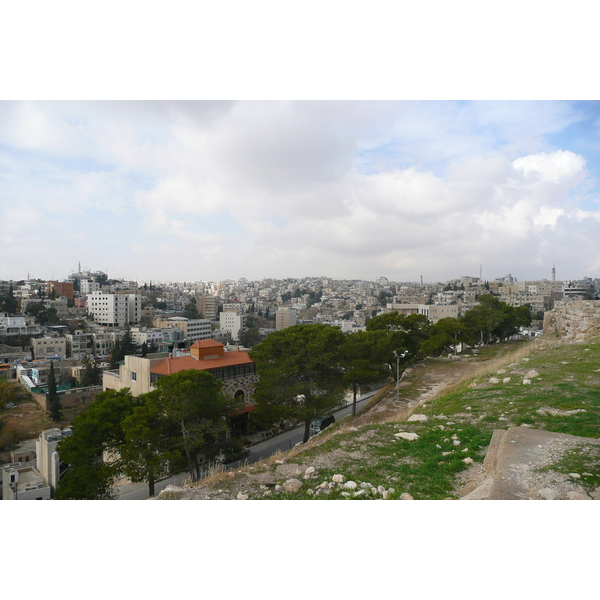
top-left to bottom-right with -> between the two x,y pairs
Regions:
1,100 -> 599,284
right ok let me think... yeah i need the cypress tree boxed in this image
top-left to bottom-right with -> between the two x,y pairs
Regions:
47,361 -> 62,422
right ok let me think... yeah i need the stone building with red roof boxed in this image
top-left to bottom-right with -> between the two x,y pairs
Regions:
151,340 -> 258,434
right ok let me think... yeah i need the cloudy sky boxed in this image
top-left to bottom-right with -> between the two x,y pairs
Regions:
1,100 -> 599,284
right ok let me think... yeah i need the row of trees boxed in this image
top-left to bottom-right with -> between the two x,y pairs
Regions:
56,370 -> 241,499
249,296 -> 532,442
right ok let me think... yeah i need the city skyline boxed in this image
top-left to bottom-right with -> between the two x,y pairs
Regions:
1,101 -> 599,284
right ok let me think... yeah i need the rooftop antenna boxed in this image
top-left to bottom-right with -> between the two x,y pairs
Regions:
552,265 -> 556,282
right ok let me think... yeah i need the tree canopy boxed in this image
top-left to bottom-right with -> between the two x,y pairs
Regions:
80,354 -> 102,387
250,324 -> 347,443
47,361 -> 62,422
55,389 -> 135,499
341,329 -> 392,416
150,369 -> 240,481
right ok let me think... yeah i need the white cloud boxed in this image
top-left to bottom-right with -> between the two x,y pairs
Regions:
1,101 -> 599,282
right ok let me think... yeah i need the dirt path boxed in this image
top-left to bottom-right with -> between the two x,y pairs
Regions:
350,355 -> 485,427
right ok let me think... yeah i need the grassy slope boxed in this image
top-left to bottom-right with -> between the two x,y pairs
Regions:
263,336 -> 600,500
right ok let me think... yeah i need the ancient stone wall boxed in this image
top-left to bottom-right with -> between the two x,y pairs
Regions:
543,300 -> 600,342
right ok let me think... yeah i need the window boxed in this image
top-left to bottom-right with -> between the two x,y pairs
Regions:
130,372 -> 137,381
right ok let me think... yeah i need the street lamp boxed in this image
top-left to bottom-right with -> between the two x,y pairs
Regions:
393,350 -> 408,403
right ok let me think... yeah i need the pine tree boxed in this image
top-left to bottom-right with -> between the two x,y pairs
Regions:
47,361 -> 62,422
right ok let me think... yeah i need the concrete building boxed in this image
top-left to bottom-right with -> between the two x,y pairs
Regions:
385,303 -> 459,324
219,311 -> 246,342
87,291 -> 141,328
65,331 -> 94,359
152,316 -> 212,345
2,464 -> 51,500
36,428 -> 71,494
0,313 -> 41,336
276,307 -> 297,331
46,281 -> 74,300
31,336 -> 67,360
103,353 -> 169,396
199,294 -> 218,320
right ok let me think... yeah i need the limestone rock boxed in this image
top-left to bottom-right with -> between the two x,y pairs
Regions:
282,478 -> 303,493
462,457 -> 474,465
400,493 -> 414,500
407,414 -> 428,422
569,473 -> 581,479
305,466 -> 316,476
522,378 -> 531,385
236,492 -> 249,500
503,377 -> 511,384
332,474 -> 346,483
526,369 -> 539,379
395,432 -> 419,441
489,377 -> 500,384
343,481 -> 358,490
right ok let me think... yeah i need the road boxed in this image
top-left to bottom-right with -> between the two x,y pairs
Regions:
116,388 -> 381,500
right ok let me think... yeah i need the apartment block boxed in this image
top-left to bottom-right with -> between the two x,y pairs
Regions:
275,307 -> 297,330
219,311 -> 246,342
87,291 -> 141,328
152,316 -> 212,344
31,336 -> 67,360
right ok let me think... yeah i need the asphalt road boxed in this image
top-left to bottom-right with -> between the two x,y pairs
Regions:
116,388 -> 381,500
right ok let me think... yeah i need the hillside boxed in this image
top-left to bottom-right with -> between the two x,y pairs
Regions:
154,332 -> 600,500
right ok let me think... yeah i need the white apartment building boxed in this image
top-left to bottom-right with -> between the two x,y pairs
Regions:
130,327 -> 165,349
0,313 -> 41,336
219,311 -> 246,342
80,278 -> 101,294
152,316 -> 212,345
87,292 -> 141,328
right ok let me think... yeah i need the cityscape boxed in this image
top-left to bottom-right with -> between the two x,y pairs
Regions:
1,264 -> 598,500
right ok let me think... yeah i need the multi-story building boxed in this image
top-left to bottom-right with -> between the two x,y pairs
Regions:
152,316 -> 212,345
130,327 -> 166,350
219,311 -> 246,342
103,353 -> 170,396
31,336 -> 67,360
80,278 -> 101,295
46,281 -> 74,300
385,303 -> 460,324
0,313 -> 41,337
275,307 -> 297,330
65,331 -> 94,359
1,428 -> 71,500
87,291 -> 141,328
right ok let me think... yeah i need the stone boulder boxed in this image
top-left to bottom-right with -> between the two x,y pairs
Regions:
394,432 -> 419,441
407,414 -> 428,422
282,479 -> 303,493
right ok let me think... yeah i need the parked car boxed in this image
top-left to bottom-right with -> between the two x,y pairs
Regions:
310,415 -> 335,436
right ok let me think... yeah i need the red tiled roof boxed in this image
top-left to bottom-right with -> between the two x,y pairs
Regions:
151,351 -> 253,376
